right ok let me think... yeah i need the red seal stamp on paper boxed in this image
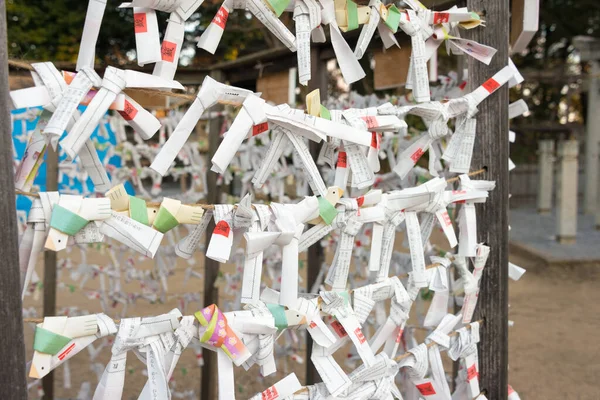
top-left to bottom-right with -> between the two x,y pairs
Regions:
362,115 -> 378,130
252,122 -> 269,136
354,327 -> 366,344
416,382 -> 437,396
212,6 -> 229,29
214,220 -> 231,237
434,12 -> 450,24
337,152 -> 347,168
161,40 -> 178,63
262,385 -> 279,400
467,364 -> 479,381
119,99 -> 138,121
134,13 -> 147,33
410,148 -> 424,163
331,320 -> 347,338
482,77 -> 500,93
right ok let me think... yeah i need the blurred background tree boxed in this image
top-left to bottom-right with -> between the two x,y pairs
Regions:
6,0 -> 290,65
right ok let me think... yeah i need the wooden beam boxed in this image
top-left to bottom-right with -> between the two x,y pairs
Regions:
0,0 -> 28,396
467,0 -> 510,398
200,69 -> 225,400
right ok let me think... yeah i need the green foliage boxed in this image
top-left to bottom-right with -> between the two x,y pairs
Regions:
7,0 -> 134,63
7,0 -> 285,64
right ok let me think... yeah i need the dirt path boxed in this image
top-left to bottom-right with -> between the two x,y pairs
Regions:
508,255 -> 600,399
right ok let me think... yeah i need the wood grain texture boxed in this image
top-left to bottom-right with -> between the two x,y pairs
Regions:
0,0 -> 28,396
42,146 -> 59,400
305,47 -> 328,386
201,69 -> 225,400
467,0 -> 510,398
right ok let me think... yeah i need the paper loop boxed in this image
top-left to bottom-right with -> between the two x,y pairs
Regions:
267,303 -> 288,330
318,196 -> 338,225
49,204 -> 89,236
129,195 -> 149,226
346,0 -> 359,31
33,326 -> 72,355
153,206 -> 179,233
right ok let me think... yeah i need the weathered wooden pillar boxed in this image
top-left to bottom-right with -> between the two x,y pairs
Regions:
201,69 -> 224,400
537,139 -> 555,214
556,139 -> 579,244
305,46 -> 328,386
0,0 -> 28,396
467,0 -> 510,398
42,145 -> 59,400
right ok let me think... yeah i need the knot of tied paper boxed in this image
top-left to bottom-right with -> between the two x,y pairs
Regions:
33,327 -> 73,355
334,0 -> 369,32
30,314 -> 117,379
195,304 -> 251,366
45,195 -> 112,251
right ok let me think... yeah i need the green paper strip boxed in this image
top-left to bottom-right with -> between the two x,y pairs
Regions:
267,304 -> 288,330
384,5 -> 401,33
33,326 -> 72,355
129,195 -> 149,226
346,0 -> 359,31
318,196 -> 338,225
320,105 -> 331,121
153,206 -> 179,233
50,205 -> 89,236
267,0 -> 290,17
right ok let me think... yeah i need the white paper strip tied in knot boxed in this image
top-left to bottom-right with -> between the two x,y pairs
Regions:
151,75 -> 257,176
212,95 -> 267,174
199,0 -> 295,55
19,198 -> 47,299
340,109 -> 375,189
10,63 -> 113,192
354,0 -> 400,60
77,0 -> 107,71
321,291 -> 376,368
61,66 -> 183,161
367,278 -> 411,358
443,64 -> 518,173
400,10 -> 431,103
93,309 -> 181,400
423,256 -> 452,328
319,0 -> 365,84
457,175 -> 496,257
448,321 -> 481,399
327,191 -> 383,290
389,99 -> 469,179
293,0 -> 321,86
456,245 -> 490,324
240,204 -> 271,304
137,315 -> 197,400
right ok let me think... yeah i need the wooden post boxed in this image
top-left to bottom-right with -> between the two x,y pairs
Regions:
467,0 -> 510,398
42,141 -> 59,400
305,47 -> 328,386
0,0 -> 28,396
201,69 -> 224,400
